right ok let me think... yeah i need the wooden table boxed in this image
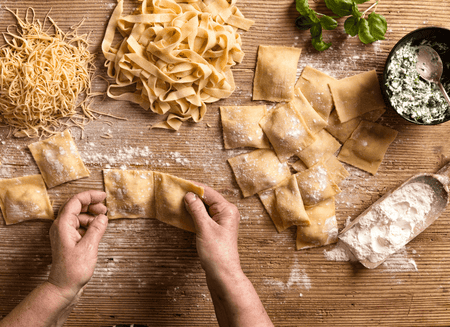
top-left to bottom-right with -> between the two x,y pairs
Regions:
1,0 -> 450,326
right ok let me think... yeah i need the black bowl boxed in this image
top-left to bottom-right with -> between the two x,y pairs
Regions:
381,27 -> 450,125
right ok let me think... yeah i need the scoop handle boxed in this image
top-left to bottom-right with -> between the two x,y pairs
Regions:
437,161 -> 450,183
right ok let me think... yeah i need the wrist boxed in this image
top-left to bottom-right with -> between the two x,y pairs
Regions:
44,280 -> 83,304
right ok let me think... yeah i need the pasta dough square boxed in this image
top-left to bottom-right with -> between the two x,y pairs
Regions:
337,120 -> 398,175
28,130 -> 90,188
290,88 -> 327,134
295,66 -> 337,121
154,172 -> 204,233
322,156 -> 350,185
296,198 -> 338,250
252,45 -> 302,102
103,169 -> 155,219
292,156 -> 349,185
297,130 -> 341,168
0,175 -> 54,225
220,105 -> 270,149
258,176 -> 310,233
325,108 -> 386,143
294,163 -> 341,206
259,102 -> 316,162
228,149 -> 291,197
328,70 -> 386,123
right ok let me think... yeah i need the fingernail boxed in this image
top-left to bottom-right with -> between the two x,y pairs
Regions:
185,192 -> 197,204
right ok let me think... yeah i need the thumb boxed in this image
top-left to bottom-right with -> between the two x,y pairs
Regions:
185,192 -> 210,233
78,214 -> 108,250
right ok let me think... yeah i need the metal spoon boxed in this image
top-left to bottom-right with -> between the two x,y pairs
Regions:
416,45 -> 450,107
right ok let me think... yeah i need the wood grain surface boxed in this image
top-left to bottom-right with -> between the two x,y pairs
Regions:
1,0 -> 450,326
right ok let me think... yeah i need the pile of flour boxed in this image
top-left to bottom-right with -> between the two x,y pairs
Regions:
338,182 -> 435,263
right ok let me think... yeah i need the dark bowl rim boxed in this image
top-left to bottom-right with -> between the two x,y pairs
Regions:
381,26 -> 450,125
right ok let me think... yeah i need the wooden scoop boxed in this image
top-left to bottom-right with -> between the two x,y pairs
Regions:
338,162 -> 450,269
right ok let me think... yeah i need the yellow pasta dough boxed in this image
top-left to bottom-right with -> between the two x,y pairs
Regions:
328,70 -> 386,123
228,149 -> 291,198
337,120 -> 398,175
296,198 -> 338,250
0,175 -> 54,225
154,172 -> 204,233
259,102 -> 316,162
290,88 -> 328,135
325,108 -> 386,143
294,163 -> 341,206
28,130 -> 90,188
102,0 -> 253,130
220,105 -> 270,149
253,45 -> 302,102
295,66 -> 337,121
292,156 -> 349,185
103,169 -> 155,219
297,129 -> 341,168
258,176 -> 310,233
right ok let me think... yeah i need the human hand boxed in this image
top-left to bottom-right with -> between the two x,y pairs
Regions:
184,184 -> 242,280
48,190 -> 108,301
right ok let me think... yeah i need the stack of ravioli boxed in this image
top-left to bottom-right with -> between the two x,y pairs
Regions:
222,45 -> 398,250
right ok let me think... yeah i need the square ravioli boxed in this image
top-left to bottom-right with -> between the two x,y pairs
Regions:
294,163 -> 341,206
292,156 -> 349,185
28,129 -> 90,188
337,120 -> 398,175
258,176 -> 310,233
295,66 -> 337,121
253,45 -> 302,102
328,70 -> 386,123
259,102 -> 316,162
0,175 -> 54,225
228,149 -> 291,197
220,105 -> 270,149
154,172 -> 204,233
296,198 -> 338,250
325,108 -> 386,143
297,130 -> 341,168
103,169 -> 155,219
290,88 -> 328,134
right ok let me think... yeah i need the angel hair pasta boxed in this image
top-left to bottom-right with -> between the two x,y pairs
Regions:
0,8 -> 96,138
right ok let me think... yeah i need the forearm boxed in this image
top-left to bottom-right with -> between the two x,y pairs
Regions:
205,268 -> 274,327
0,282 -> 81,327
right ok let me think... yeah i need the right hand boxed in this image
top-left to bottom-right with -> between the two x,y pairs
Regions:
184,184 -> 242,279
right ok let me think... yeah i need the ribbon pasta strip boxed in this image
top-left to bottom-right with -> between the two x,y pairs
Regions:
102,0 -> 254,130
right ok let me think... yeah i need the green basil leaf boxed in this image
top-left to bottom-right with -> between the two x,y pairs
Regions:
319,15 -> 338,30
351,2 -> 362,18
344,16 -> 359,36
367,12 -> 387,40
312,35 -> 332,51
324,0 -> 353,17
295,15 -> 314,30
353,0 -> 370,4
310,23 -> 322,38
357,18 -> 376,44
295,0 -> 310,16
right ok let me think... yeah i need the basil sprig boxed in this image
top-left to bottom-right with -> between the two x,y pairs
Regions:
295,0 -> 387,51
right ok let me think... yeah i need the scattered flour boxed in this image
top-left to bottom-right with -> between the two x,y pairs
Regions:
264,261 -> 311,291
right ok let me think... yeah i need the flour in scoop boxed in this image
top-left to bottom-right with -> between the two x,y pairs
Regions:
339,182 -> 435,263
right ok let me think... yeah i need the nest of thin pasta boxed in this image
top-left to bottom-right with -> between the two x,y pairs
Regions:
0,8 -> 96,138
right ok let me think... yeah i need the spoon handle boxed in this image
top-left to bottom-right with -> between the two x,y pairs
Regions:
438,81 -> 450,107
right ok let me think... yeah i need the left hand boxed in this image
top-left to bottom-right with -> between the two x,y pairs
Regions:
48,190 -> 109,301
